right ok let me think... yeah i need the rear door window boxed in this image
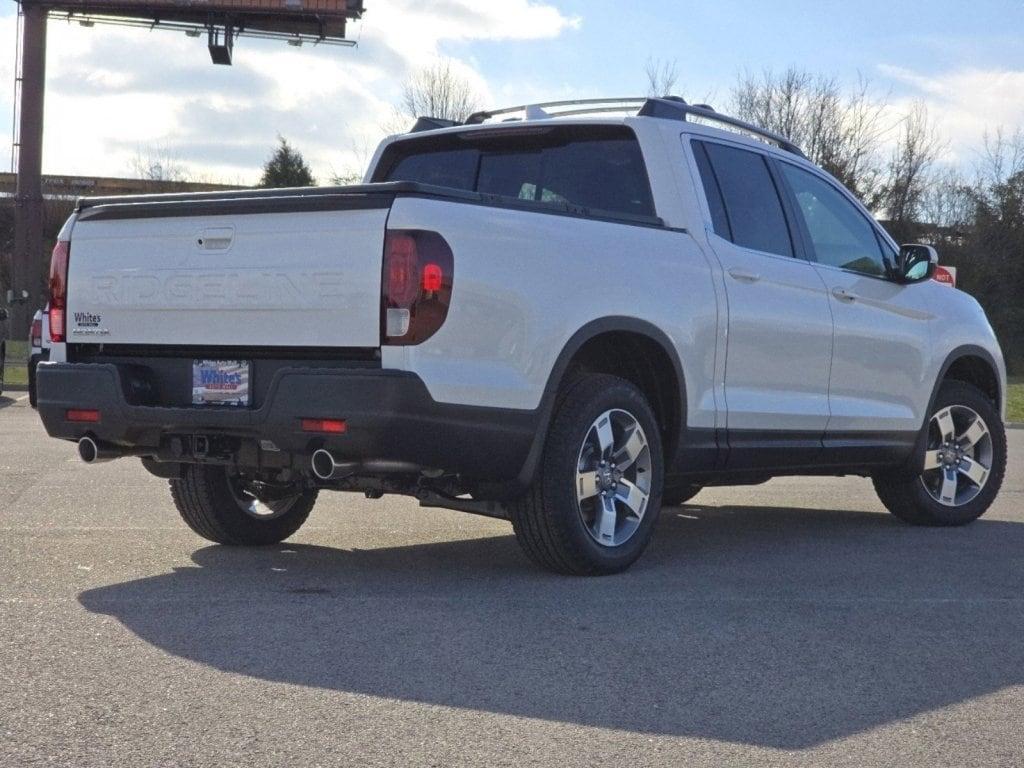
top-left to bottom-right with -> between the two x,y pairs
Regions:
694,140 -> 794,258
376,126 -> 656,220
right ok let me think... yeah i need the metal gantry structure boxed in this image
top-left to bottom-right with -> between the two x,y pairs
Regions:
4,0 -> 365,340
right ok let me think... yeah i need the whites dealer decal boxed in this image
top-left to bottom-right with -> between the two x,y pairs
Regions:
71,311 -> 110,337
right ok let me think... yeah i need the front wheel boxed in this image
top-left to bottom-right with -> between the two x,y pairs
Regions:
170,465 -> 317,545
873,380 -> 1006,526
510,374 -> 664,575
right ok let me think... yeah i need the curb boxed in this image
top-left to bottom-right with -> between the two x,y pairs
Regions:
1008,422 -> 1024,431
2,384 -> 29,393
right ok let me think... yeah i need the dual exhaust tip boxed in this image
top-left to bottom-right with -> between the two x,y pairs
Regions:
77,441 -> 403,482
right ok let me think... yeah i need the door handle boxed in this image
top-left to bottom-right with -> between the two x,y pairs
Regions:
728,268 -> 761,283
832,287 -> 858,302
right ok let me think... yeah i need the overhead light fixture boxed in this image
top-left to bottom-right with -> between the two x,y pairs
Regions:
288,37 -> 303,47
78,19 -> 95,27
185,28 -> 201,38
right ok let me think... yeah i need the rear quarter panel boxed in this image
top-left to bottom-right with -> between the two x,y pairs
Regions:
383,197 -> 721,429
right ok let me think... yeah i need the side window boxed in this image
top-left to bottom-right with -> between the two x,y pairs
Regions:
697,141 -> 794,258
692,142 -> 731,238
779,162 -> 889,278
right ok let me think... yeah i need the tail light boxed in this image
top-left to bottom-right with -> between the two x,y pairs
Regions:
381,230 -> 454,345
48,240 -> 70,343
30,316 -> 42,348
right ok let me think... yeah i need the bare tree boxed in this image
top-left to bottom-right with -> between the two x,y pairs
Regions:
878,102 -> 944,229
645,57 -> 680,97
400,60 -> 482,124
977,127 -> 1024,188
730,67 -> 887,199
129,148 -> 189,183
919,165 -> 974,232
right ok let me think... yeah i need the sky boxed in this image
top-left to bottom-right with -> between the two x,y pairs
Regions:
1,0 -> 1023,184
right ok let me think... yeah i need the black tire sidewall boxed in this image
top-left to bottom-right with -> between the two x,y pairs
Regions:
897,381 -> 1007,526
177,464 -> 315,545
540,375 -> 664,573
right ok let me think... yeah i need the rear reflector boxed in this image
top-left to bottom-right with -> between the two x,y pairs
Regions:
66,409 -> 101,423
301,418 -> 347,434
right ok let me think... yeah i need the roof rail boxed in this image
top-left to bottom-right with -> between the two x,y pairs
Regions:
639,97 -> 806,157
455,96 -> 806,158
410,116 -> 461,133
465,97 -> 649,125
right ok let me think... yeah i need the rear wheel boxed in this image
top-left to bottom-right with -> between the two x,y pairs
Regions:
170,464 -> 316,545
28,358 -> 38,408
510,374 -> 664,575
873,381 -> 1006,526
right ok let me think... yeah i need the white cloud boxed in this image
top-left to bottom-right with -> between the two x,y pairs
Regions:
877,64 -> 1024,165
0,1 -> 579,183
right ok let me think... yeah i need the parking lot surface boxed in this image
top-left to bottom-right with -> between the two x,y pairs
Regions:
2,394 -> 1022,767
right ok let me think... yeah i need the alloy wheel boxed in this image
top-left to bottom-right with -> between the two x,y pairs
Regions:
575,409 -> 653,547
920,404 -> 993,507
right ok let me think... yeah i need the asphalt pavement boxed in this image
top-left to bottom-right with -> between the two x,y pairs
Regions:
2,393 -> 1023,767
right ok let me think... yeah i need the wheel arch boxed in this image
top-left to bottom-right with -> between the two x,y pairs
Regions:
512,317 -> 687,492
927,345 -> 1004,424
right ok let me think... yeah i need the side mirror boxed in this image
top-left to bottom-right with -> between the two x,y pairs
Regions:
897,244 -> 938,284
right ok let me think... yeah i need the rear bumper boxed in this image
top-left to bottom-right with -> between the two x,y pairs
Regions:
36,362 -> 539,483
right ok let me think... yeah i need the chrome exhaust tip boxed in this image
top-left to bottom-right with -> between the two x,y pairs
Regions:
77,436 -> 104,464
77,436 -> 138,464
311,449 -> 355,481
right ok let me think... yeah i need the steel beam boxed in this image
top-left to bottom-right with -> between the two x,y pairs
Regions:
10,3 -> 47,341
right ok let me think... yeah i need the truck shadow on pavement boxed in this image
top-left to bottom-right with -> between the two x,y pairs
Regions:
79,505 -> 1024,749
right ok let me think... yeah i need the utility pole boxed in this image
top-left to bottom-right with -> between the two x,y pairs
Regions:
9,2 -> 47,341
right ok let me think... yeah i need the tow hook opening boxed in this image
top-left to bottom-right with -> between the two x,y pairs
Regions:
193,435 -> 211,459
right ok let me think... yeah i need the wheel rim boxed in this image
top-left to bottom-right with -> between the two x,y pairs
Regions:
227,473 -> 298,521
575,409 -> 653,548
919,404 -> 993,507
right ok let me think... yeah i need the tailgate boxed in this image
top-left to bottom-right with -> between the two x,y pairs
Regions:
66,203 -> 389,348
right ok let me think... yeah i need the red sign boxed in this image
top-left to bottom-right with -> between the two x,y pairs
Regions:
933,265 -> 957,288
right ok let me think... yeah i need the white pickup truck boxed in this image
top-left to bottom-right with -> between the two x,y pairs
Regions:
37,97 -> 1008,575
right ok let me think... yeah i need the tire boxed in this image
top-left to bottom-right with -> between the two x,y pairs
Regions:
28,358 -> 38,408
664,485 -> 702,506
169,464 -> 317,545
873,380 -> 1006,526
510,374 -> 664,575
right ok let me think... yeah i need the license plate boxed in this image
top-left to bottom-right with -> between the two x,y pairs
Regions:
192,360 -> 250,407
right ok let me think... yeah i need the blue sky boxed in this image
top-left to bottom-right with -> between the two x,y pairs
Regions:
1,0 -> 1022,181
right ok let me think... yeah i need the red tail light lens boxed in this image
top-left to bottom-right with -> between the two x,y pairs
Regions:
49,240 -> 70,343
30,317 -> 42,348
381,230 -> 454,346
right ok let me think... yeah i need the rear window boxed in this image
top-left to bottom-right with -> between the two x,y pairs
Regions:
374,126 -> 657,220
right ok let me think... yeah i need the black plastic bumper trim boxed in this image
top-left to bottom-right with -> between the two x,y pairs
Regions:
36,362 -> 539,483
